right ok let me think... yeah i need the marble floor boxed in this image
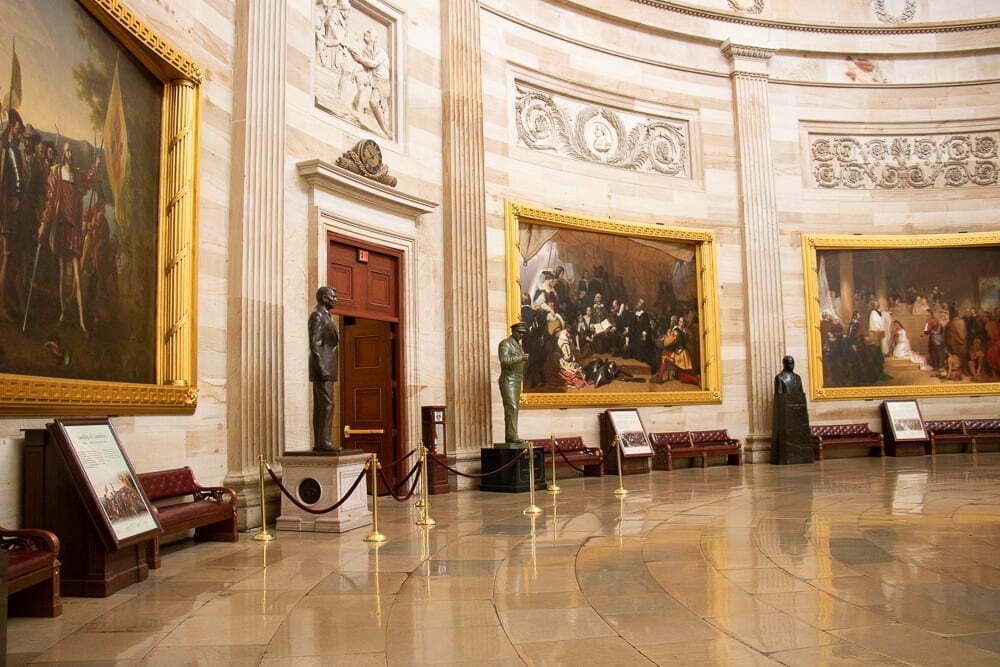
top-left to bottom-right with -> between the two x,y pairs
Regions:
9,454 -> 1000,666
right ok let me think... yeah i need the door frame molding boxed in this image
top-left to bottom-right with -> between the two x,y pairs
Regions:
313,209 -> 420,464
328,233 -> 405,465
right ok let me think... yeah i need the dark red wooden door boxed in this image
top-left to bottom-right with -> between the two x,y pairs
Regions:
328,240 -> 398,322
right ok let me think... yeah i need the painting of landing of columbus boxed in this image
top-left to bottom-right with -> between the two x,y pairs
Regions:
314,0 -> 395,139
805,236 -> 1000,400
0,0 -> 161,384
506,203 -> 724,408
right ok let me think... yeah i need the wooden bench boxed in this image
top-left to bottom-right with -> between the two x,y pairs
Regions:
527,436 -> 604,476
964,419 -> 1000,453
649,430 -> 744,470
137,467 -> 237,569
924,420 -> 969,455
810,424 -> 884,460
1,526 -> 61,617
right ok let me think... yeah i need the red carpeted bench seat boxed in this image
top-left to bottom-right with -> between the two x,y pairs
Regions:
137,467 -> 237,569
1,526 -> 61,617
527,436 -> 604,476
810,424 -> 884,460
963,419 -> 1000,453
924,420 -> 970,455
649,430 -> 744,470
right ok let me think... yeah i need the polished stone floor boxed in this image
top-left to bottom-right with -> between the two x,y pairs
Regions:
9,454 -> 1000,665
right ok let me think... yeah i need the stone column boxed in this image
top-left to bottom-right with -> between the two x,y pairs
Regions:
722,41 -> 785,457
442,0 -> 492,452
225,0 -> 287,529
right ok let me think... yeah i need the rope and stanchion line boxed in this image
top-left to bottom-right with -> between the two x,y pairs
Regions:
427,448 -> 527,478
378,461 -> 422,502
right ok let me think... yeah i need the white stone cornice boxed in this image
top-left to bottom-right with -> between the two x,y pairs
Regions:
296,159 -> 439,219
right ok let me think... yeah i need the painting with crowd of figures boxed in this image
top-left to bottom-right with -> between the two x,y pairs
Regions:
804,233 -> 1000,400
0,0 -> 161,384
505,202 -> 722,408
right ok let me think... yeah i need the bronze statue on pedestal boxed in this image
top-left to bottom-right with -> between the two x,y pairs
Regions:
771,355 -> 814,465
498,322 -> 529,446
309,287 -> 340,452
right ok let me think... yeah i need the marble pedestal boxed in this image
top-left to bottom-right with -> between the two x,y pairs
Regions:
275,452 -> 371,533
480,446 -> 545,493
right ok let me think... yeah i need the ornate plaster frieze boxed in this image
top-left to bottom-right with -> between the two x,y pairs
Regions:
625,0 -> 999,33
313,0 -> 404,142
872,0 -> 917,25
727,0 -> 764,15
513,82 -> 691,178
809,131 -> 1000,189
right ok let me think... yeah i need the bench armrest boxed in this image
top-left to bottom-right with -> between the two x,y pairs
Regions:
1,528 -> 60,556
194,485 -> 237,508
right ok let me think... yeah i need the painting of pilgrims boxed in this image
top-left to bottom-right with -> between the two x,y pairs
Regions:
809,240 -> 1000,397
506,203 -> 723,408
0,0 -> 162,384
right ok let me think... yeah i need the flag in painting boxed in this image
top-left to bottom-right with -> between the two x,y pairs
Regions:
5,41 -> 21,109
102,61 -> 129,221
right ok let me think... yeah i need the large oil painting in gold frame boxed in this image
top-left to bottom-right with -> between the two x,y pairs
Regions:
0,0 -> 200,415
505,201 -> 722,408
803,232 -> 1000,401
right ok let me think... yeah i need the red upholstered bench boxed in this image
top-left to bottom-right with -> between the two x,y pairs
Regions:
137,467 -> 237,569
689,430 -> 744,468
649,430 -> 743,470
964,419 -> 1000,453
649,431 -> 692,470
528,436 -> 604,476
924,420 -> 970,455
810,424 -> 884,460
1,526 -> 61,617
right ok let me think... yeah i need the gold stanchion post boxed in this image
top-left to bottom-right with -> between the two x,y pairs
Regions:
613,436 -> 628,498
546,435 -> 560,494
253,455 -> 275,542
523,444 -> 543,516
415,443 -> 426,509
365,454 -> 388,543
416,447 -> 436,526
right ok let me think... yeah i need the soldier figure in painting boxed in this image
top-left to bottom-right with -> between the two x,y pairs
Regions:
498,322 -> 529,445
309,286 -> 340,452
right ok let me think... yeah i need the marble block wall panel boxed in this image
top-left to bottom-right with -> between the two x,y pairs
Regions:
283,0 -> 446,454
0,0 -> 236,519
481,5 -> 750,451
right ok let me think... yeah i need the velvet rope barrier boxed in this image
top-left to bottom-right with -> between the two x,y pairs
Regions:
554,442 -> 615,473
383,448 -> 417,468
266,463 -> 368,515
378,463 -> 422,502
428,448 -> 527,478
383,458 -> 421,493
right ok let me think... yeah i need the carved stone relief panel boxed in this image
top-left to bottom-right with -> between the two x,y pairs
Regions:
872,0 -> 917,24
808,130 -> 999,189
313,0 -> 403,141
513,81 -> 693,178
727,0 -> 765,14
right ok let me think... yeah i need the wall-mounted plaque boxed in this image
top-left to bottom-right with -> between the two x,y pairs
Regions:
50,419 -> 161,550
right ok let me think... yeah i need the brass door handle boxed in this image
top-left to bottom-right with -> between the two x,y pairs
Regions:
344,425 -> 385,439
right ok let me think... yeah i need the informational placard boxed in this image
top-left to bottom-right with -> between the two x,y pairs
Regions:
54,420 -> 161,548
882,400 -> 928,442
606,409 -> 654,457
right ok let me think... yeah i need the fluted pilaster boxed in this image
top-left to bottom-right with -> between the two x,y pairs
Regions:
723,41 -> 785,450
225,0 -> 287,527
442,0 -> 492,452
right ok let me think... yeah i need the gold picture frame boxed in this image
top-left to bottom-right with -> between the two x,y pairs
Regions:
803,231 -> 1000,401
505,201 -> 722,408
0,0 -> 201,416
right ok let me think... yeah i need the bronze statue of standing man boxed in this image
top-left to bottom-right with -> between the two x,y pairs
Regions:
498,322 -> 529,445
309,286 -> 340,452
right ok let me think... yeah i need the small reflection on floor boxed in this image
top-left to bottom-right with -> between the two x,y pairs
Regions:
8,454 -> 1000,665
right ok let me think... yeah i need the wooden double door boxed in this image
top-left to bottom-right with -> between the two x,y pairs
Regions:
327,235 -> 404,491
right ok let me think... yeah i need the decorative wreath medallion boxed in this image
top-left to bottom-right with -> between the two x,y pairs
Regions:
336,139 -> 398,187
872,0 -> 917,24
